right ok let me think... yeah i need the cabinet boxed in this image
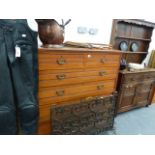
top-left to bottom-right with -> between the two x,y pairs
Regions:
38,47 -> 121,134
110,19 -> 155,63
110,19 -> 155,113
117,69 -> 155,113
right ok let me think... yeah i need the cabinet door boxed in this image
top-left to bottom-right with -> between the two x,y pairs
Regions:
133,82 -> 153,107
118,83 -> 136,112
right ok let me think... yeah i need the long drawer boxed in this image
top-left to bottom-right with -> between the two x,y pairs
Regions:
39,69 -> 118,88
39,52 -> 120,70
39,80 -> 116,105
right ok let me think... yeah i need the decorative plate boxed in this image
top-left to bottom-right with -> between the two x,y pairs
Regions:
119,41 -> 128,51
131,42 -> 139,52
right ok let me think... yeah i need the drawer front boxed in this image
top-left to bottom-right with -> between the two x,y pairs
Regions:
39,52 -> 121,71
39,69 -> 118,88
85,53 -> 120,68
39,53 -> 84,70
39,81 -> 116,105
123,73 -> 155,84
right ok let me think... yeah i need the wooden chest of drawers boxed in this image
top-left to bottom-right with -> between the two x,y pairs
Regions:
117,69 -> 155,113
38,47 -> 121,134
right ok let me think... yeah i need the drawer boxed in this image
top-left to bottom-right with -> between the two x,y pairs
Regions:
123,73 -> 155,84
39,53 -> 84,70
143,72 -> 155,80
39,69 -> 118,88
39,80 -> 115,105
123,74 -> 142,83
84,53 -> 120,68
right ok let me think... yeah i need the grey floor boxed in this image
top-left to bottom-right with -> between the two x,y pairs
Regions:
101,104 -> 155,135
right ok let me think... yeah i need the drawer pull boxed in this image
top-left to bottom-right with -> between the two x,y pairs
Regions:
56,90 -> 65,96
97,85 -> 104,90
99,71 -> 107,76
56,74 -> 66,80
100,58 -> 107,64
57,57 -> 66,65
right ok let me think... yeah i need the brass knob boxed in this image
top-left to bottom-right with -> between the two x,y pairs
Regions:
100,58 -> 107,64
56,74 -> 66,80
56,90 -> 65,96
97,85 -> 104,90
57,57 -> 66,65
99,71 -> 107,76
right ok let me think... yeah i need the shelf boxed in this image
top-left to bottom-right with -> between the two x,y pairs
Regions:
121,51 -> 148,54
116,36 -> 151,42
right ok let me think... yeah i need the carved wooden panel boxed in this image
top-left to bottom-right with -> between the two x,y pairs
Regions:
51,95 -> 116,135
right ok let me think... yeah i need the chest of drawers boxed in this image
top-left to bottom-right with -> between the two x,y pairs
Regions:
38,47 -> 121,134
117,69 -> 155,113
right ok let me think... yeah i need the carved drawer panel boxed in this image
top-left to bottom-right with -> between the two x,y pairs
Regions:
51,95 -> 116,135
118,95 -> 133,108
123,72 -> 155,84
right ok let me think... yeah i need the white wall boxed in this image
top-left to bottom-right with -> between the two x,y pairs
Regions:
64,19 -> 112,44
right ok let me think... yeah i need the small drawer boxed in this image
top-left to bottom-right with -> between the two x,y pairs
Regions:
39,53 -> 84,70
123,74 -> 142,83
85,53 -> 120,68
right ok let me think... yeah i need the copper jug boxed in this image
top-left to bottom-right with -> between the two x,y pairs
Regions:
35,19 -> 71,46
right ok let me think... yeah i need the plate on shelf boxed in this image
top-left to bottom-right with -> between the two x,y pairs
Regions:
130,42 -> 139,52
119,41 -> 128,51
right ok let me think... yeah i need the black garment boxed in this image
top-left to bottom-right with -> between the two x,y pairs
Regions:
0,19 -> 39,135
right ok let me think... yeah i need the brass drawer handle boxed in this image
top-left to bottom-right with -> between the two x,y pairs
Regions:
99,71 -> 107,76
97,85 -> 104,90
56,74 -> 66,80
100,58 -> 107,64
57,57 -> 66,65
56,90 -> 65,96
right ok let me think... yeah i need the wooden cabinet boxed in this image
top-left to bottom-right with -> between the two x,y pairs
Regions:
38,47 -> 121,134
117,69 -> 155,113
110,19 -> 155,113
110,19 -> 155,64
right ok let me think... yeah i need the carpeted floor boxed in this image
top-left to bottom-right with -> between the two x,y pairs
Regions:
100,104 -> 155,135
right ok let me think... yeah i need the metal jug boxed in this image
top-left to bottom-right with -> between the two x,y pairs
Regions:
36,19 -> 71,46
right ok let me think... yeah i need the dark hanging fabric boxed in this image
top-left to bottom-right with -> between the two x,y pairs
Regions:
0,19 -> 39,135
